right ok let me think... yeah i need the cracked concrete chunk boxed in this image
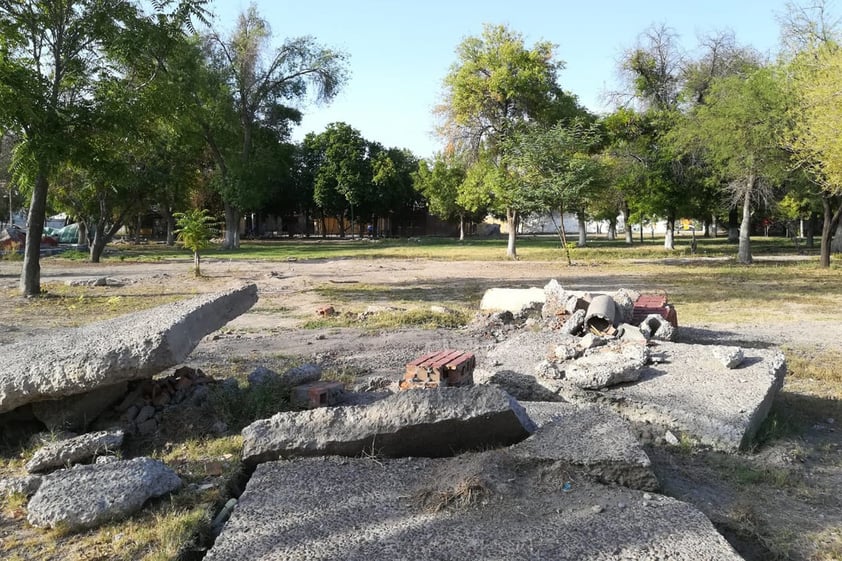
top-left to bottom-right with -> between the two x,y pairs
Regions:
640,313 -> 676,341
241,386 -> 536,466
710,345 -> 745,369
0,284 -> 258,414
205,454 -> 743,561
26,430 -> 125,473
565,343 -> 649,390
26,457 -> 181,531
513,402 -> 659,491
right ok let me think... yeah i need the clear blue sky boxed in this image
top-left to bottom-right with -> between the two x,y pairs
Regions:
209,0 -> 804,159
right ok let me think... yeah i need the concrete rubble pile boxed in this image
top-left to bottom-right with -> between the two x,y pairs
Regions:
0,285 -> 258,531
474,279 -> 786,452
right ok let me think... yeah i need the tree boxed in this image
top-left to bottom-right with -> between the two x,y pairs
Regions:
413,155 -> 469,239
203,4 -> 347,248
310,122 -> 369,238
787,43 -> 842,267
685,68 -> 789,264
0,0 -> 207,295
175,208 -> 217,276
437,23 -> 578,258
502,120 -> 603,262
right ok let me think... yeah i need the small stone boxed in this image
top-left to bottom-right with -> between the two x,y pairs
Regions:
135,405 -> 156,424
617,502 -> 626,510
643,493 -> 653,501
591,504 -> 604,514
664,430 -> 680,446
137,418 -> 158,436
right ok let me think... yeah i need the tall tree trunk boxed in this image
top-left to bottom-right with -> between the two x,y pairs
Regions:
711,215 -> 718,238
162,207 -> 176,246
737,180 -> 754,265
664,215 -> 675,250
77,221 -> 88,246
820,194 -> 842,268
577,210 -> 587,247
607,219 -> 617,241
506,208 -> 518,259
727,208 -> 739,243
89,221 -> 107,263
623,202 -> 633,244
458,213 -> 465,241
222,201 -> 240,249
134,213 -> 142,244
806,212 -> 817,249
194,251 -> 201,276
20,171 -> 49,296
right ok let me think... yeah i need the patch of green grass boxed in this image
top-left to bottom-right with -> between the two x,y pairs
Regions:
302,308 -> 470,330
732,464 -> 798,488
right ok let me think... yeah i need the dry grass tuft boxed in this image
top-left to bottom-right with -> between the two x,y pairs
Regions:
416,475 -> 490,513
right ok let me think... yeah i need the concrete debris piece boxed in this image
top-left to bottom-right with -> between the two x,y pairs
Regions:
665,430 -> 681,446
585,294 -> 618,335
25,430 -> 125,473
0,474 -> 42,497
710,346 -> 745,369
0,283 -> 258,414
290,381 -> 345,409
612,289 -> 638,324
639,314 -> 676,341
479,287 -> 545,313
241,386 -> 536,466
553,342 -> 579,361
541,279 -> 567,319
281,364 -> 322,387
248,366 -> 280,386
534,360 -> 562,379
31,382 -> 128,431
514,402 -> 658,491
616,323 -> 647,344
26,457 -> 181,531
577,333 -> 606,352
565,343 -> 650,390
560,309 -> 586,335
594,342 -> 786,451
204,454 -> 743,561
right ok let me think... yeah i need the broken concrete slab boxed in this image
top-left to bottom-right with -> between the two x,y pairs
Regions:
582,342 -> 786,451
25,430 -> 124,473
479,287 -> 545,313
564,342 -> 649,390
26,457 -> 181,531
205,453 -> 743,561
241,386 -> 536,466
0,283 -> 258,414
513,401 -> 658,491
640,313 -> 677,341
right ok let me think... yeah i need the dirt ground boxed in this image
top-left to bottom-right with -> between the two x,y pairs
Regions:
1,256 -> 841,560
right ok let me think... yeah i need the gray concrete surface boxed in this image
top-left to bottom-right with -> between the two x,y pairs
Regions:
0,283 -> 258,414
30,381 -> 128,431
589,341 -> 787,451
205,453 -> 744,561
514,402 -> 659,491
241,386 -> 536,465
26,457 -> 181,530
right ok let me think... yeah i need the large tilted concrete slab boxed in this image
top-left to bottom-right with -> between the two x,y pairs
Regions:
587,342 -> 787,451
241,386 -> 536,466
513,402 -> 658,491
205,453 -> 744,561
0,284 -> 258,414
